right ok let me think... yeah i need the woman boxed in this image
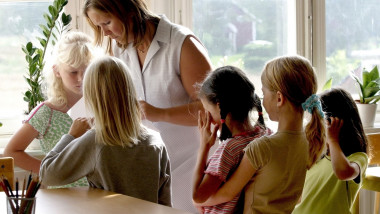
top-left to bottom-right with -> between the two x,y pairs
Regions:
83,0 -> 212,212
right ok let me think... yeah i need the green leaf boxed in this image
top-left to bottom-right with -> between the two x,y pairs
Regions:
49,5 -> 58,17
62,13 -> 72,26
39,24 -> 49,34
364,95 -> 380,104
32,54 -> 41,65
322,77 -> 333,91
37,37 -> 47,47
24,77 -> 31,85
363,86 -> 380,98
26,42 -> 33,53
22,46 -> 28,55
61,0 -> 68,8
25,91 -> 32,98
373,96 -> 380,104
32,81 -> 40,88
43,13 -> 53,27
52,32 -> 58,41
53,0 -> 59,9
362,70 -> 371,88
369,65 -> 379,79
25,55 -> 32,63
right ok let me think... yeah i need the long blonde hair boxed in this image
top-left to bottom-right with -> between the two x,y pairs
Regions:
44,31 -> 94,106
83,56 -> 145,147
261,55 -> 326,169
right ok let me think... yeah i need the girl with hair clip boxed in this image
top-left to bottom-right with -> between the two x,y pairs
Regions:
83,0 -> 212,211
4,31 -> 95,187
195,56 -> 326,213
193,66 -> 272,213
292,88 -> 368,214
39,56 -> 172,206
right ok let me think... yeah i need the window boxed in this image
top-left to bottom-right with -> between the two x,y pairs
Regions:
192,0 -> 296,97
325,0 -> 380,96
0,0 -> 53,150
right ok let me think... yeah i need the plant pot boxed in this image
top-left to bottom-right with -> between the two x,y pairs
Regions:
356,102 -> 378,128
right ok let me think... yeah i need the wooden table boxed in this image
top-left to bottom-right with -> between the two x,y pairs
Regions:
1,187 -> 193,214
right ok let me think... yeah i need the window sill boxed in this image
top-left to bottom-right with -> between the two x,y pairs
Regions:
364,123 -> 380,134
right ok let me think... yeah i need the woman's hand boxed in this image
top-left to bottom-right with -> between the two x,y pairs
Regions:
326,117 -> 343,147
69,117 -> 91,138
139,100 -> 163,122
198,111 -> 219,150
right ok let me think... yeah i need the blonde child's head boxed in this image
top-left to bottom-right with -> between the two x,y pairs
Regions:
261,55 -> 317,111
44,31 -> 95,107
261,55 -> 326,168
83,56 -> 144,147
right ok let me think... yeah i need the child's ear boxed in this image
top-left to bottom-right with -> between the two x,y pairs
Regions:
53,65 -> 60,77
276,91 -> 285,107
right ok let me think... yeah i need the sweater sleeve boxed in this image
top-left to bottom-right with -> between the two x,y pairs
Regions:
40,130 -> 96,186
158,144 -> 172,206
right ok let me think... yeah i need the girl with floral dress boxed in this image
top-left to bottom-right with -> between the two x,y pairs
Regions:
4,31 -> 98,187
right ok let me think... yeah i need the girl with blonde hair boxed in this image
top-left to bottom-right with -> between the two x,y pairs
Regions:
5,31 -> 95,188
195,55 -> 326,213
40,56 -> 171,206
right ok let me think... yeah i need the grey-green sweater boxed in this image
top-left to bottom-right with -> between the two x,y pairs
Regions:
40,129 -> 172,206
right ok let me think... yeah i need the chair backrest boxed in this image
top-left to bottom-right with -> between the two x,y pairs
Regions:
366,132 -> 380,165
0,157 -> 14,191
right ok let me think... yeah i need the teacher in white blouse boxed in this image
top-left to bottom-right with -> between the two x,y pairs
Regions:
83,0 -> 212,212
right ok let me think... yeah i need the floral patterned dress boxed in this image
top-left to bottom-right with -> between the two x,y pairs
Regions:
26,102 -> 88,188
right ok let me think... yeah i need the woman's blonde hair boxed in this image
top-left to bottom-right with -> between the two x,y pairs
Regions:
261,55 -> 326,169
44,31 -> 94,106
83,0 -> 160,54
83,56 -> 145,147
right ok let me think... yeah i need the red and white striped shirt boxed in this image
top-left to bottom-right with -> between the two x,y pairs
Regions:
203,125 -> 272,214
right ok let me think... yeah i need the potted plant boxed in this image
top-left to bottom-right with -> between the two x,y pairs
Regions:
351,65 -> 380,127
21,0 -> 71,114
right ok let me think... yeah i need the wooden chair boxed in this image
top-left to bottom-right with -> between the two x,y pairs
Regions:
364,133 -> 380,214
0,157 -> 14,191
353,133 -> 380,214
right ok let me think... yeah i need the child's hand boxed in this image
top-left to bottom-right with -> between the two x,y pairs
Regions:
198,111 -> 219,150
326,117 -> 343,146
69,117 -> 91,138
